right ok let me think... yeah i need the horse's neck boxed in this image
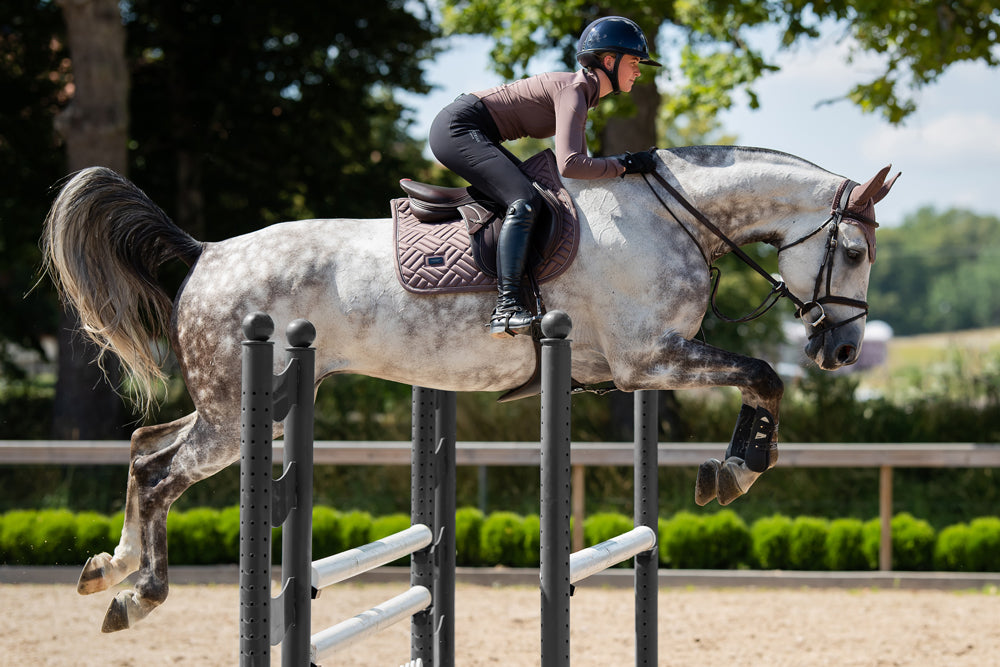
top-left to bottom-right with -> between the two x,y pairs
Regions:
656,147 -> 842,249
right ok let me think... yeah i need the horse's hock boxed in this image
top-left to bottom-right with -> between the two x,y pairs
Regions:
237,310 -> 661,667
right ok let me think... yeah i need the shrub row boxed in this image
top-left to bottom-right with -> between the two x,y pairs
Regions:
2,507 -> 998,571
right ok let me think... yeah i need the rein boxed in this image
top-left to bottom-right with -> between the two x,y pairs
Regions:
641,168 -> 869,340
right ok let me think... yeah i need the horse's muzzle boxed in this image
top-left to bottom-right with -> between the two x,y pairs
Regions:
804,325 -> 863,370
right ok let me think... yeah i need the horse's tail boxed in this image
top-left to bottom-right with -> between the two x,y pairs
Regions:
42,167 -> 203,415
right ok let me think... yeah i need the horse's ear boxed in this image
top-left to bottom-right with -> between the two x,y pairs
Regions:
871,170 -> 901,205
848,165 -> 892,210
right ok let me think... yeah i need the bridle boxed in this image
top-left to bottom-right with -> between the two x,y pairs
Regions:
642,169 -> 873,341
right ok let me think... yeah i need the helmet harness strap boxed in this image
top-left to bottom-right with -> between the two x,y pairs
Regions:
593,53 -> 624,95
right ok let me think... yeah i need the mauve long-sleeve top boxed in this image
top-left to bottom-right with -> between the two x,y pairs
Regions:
473,70 -> 624,179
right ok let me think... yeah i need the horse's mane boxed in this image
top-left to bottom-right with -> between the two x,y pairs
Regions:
664,145 -> 835,176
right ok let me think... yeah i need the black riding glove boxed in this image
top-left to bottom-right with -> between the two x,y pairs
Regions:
613,150 -> 657,176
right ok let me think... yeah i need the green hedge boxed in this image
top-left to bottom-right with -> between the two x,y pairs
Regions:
2,506 -> 999,572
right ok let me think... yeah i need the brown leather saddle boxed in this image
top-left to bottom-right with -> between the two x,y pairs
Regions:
392,149 -> 579,296
391,149 -> 580,402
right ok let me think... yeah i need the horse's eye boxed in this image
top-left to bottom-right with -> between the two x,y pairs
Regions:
845,247 -> 864,262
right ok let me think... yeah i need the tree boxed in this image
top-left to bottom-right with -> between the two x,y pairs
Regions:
124,1 -> 440,241
0,3 -> 68,387
870,207 -> 1000,335
49,0 -> 131,439
440,0 -> 1000,148
2,2 -> 440,437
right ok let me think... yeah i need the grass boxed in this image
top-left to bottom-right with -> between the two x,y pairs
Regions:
856,326 -> 1000,399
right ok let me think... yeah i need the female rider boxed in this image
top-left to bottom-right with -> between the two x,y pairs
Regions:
429,16 -> 661,337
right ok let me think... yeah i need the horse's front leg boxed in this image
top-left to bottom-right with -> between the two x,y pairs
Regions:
697,402 -> 781,506
612,332 -> 784,506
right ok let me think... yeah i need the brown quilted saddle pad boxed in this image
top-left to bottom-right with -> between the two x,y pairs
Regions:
392,149 -> 579,295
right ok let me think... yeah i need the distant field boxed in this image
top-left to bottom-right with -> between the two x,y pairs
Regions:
888,327 -> 1000,367
858,326 -> 1000,396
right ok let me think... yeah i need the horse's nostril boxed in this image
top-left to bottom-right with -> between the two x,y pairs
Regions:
836,344 -> 856,365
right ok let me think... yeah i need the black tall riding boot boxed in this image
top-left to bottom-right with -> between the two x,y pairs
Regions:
490,198 -> 538,337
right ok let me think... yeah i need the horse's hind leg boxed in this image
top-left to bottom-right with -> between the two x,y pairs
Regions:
78,411 -> 239,632
77,413 -> 199,596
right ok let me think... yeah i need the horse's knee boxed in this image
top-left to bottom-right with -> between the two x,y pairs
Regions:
746,358 -> 784,406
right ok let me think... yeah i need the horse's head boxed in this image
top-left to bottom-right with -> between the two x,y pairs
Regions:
778,165 -> 900,370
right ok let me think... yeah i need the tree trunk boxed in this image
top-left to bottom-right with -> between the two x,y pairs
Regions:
599,79 -> 661,154
51,0 -> 131,439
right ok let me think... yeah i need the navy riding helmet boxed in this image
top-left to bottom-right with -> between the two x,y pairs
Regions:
576,16 -> 661,93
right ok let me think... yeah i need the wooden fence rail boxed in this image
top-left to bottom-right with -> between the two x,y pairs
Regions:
3,440 -> 1000,571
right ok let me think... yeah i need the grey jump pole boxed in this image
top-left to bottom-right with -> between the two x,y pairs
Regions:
410,386 -> 456,667
239,312 -> 316,667
634,390 -> 659,666
538,311 -> 659,667
539,311 -> 573,667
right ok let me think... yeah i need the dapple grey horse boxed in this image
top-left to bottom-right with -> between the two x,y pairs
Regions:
42,146 -> 896,631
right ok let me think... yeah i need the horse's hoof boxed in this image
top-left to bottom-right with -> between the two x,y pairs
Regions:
695,459 -> 721,506
102,589 -> 155,633
717,458 -> 750,506
78,553 -> 114,595
102,592 -> 133,633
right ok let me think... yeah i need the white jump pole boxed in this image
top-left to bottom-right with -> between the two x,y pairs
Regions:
310,586 -> 433,665
568,526 -> 657,585
311,524 -> 434,591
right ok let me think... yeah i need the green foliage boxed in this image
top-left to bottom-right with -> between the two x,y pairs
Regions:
0,383 -> 54,439
108,511 -> 125,550
74,511 -> 114,560
0,1 -> 67,385
584,512 -> 635,546
787,517 -> 829,570
583,513 -> 634,569
925,518 -> 998,572
1,2 -> 442,438
217,506 -> 241,563
125,1 -> 441,238
479,511 -> 526,566
703,510 -> 752,569
659,510 -> 750,569
521,514 -> 540,567
870,208 -> 1000,335
339,511 -> 373,550
371,513 -> 414,567
934,523 -> 970,571
861,519 -> 882,570
312,506 -> 344,560
167,508 -> 225,565
440,0 -> 999,126
26,509 -> 79,565
455,507 -> 485,566
6,506 -> 1000,571
965,517 -> 1000,572
750,515 -> 792,569
659,511 -> 702,568
825,518 -> 869,571
1,511 -> 37,564
891,513 -> 936,571
860,514 -> 935,571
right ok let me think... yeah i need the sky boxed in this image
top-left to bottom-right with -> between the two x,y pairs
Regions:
402,28 -> 1000,227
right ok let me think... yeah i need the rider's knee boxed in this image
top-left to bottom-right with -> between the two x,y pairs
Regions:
506,192 -> 543,224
